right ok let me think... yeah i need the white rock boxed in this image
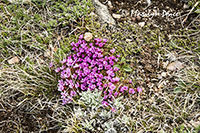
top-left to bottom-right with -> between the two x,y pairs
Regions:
89,12 -> 97,17
112,13 -> 121,19
126,39 -> 132,42
167,61 -> 184,71
161,72 -> 167,77
158,74 -> 162,79
190,120 -> 200,127
146,0 -> 151,6
84,32 -> 93,42
183,4 -> 189,9
162,61 -> 169,69
138,22 -> 145,27
8,56 -> 19,64
107,1 -> 113,8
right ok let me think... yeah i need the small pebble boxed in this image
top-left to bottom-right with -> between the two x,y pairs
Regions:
138,22 -> 145,27
167,61 -> 184,71
161,72 -> 167,77
107,1 -> 113,8
162,61 -> 169,69
8,56 -> 19,64
126,39 -> 132,42
90,12 -> 97,17
84,32 -> 93,42
131,17 -> 136,22
183,3 -> 189,9
112,13 -> 121,19
136,16 -> 141,21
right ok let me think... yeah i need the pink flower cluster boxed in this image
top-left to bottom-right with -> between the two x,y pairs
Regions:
53,34 -> 142,110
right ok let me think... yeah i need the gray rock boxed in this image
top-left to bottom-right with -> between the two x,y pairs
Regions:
93,0 -> 116,25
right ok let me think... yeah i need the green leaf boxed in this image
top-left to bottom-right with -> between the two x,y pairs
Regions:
173,87 -> 183,93
122,65 -> 132,72
120,57 -> 126,63
195,9 -> 200,14
113,64 -> 121,69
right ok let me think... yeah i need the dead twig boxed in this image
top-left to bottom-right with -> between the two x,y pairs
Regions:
182,1 -> 199,24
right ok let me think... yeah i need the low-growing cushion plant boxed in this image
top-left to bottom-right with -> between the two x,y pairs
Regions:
51,33 -> 142,111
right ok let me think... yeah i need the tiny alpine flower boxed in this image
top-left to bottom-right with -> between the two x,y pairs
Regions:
49,62 -> 53,68
129,88 -> 135,94
110,48 -> 115,54
111,107 -> 116,112
136,87 -> 142,93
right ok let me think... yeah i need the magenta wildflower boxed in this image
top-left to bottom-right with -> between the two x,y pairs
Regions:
55,68 -> 61,73
109,60 -> 114,66
136,87 -> 142,93
108,91 -> 113,96
104,95 -> 108,100
103,39 -> 108,43
110,55 -> 116,60
90,84 -> 96,90
120,87 -> 124,93
94,38 -> 101,43
102,101 -> 109,107
67,58 -> 73,66
103,60 -> 108,66
129,88 -> 135,94
110,48 -> 115,54
105,65 -> 112,70
97,82 -> 102,86
68,80 -> 74,89
71,42 -> 75,46
123,86 -> 128,91
79,34 -> 83,39
111,107 -> 116,112
61,59 -> 67,64
81,84 -> 86,91
116,54 -> 120,58
114,92 -> 118,97
111,77 -> 120,83
109,83 -> 116,90
114,67 -> 119,71
106,70 -> 113,76
75,82 -> 79,88
103,83 -> 107,88
98,86 -> 103,90
49,62 -> 53,68
62,98 -> 67,105
61,91 -> 68,98
70,91 -> 76,97
98,43 -> 103,47
120,86 -> 128,93
114,58 -> 118,62
129,80 -> 133,84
